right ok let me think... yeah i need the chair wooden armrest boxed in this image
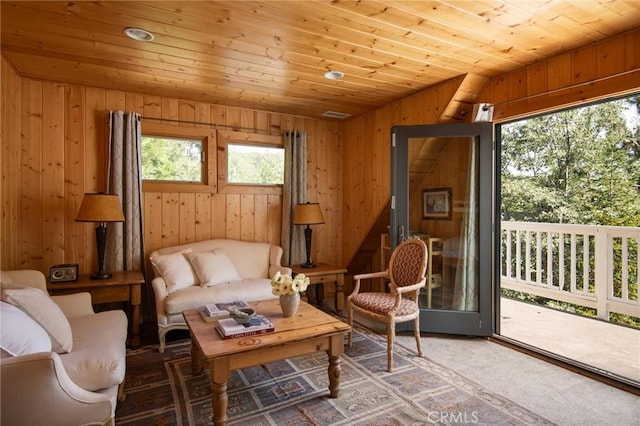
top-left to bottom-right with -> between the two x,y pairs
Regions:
351,270 -> 389,295
353,270 -> 388,281
386,280 -> 425,314
394,279 -> 426,295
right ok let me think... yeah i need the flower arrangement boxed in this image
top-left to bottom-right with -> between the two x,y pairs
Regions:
271,271 -> 309,296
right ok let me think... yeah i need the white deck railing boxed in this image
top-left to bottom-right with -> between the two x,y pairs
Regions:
501,221 -> 640,320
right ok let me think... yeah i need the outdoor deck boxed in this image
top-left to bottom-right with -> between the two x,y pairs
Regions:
500,297 -> 640,383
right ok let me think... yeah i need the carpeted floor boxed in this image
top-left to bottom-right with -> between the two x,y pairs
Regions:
115,324 -> 553,425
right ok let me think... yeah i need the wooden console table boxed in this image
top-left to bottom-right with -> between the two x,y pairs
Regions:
47,270 -> 144,347
291,262 -> 347,314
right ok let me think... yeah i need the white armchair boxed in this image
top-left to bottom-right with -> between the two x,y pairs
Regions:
0,270 -> 127,426
1,352 -> 115,426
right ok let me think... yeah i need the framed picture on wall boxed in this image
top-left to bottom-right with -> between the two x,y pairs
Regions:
422,187 -> 452,220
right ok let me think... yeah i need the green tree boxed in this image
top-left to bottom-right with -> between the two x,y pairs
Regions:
142,137 -> 202,182
501,97 -> 640,227
228,146 -> 283,184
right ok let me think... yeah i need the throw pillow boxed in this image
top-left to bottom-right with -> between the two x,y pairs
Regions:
186,249 -> 242,287
1,287 -> 73,353
150,248 -> 197,293
0,301 -> 52,357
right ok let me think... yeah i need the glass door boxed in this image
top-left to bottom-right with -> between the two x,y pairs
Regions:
391,123 -> 495,336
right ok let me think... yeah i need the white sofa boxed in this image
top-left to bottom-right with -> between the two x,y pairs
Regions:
0,269 -> 128,426
150,238 -> 291,352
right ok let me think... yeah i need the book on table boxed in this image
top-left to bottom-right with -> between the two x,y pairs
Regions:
215,314 -> 274,340
199,300 -> 249,322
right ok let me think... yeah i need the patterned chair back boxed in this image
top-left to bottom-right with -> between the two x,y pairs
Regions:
388,239 -> 428,288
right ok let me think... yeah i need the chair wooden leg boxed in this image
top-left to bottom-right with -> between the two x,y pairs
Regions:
386,320 -> 395,372
413,317 -> 423,357
117,381 -> 126,402
158,328 -> 167,353
347,305 -> 353,347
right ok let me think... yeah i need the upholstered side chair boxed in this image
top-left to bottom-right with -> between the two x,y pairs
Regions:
347,238 -> 428,372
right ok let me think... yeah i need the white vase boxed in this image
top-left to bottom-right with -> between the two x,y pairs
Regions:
279,293 -> 300,317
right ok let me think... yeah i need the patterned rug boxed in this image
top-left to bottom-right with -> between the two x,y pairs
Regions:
115,325 -> 552,425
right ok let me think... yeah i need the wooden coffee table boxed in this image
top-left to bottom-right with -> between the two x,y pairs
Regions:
183,298 -> 351,426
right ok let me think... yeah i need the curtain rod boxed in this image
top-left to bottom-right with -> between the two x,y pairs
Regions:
140,116 -> 280,135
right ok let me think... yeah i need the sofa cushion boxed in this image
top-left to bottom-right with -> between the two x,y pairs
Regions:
163,279 -> 276,315
151,239 -> 273,280
150,248 -> 197,293
186,249 -> 241,287
62,310 -> 128,391
2,286 -> 73,353
209,241 -> 271,279
0,301 -> 52,357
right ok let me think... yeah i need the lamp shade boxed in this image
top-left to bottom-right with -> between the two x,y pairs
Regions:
293,203 -> 325,225
76,193 -> 125,222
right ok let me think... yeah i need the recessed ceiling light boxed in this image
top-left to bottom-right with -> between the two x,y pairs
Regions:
324,70 -> 344,80
124,27 -> 155,42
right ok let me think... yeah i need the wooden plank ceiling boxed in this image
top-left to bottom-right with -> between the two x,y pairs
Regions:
2,1 -> 639,119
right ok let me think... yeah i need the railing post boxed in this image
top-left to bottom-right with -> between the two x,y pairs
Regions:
594,229 -> 609,320
516,229 -> 522,281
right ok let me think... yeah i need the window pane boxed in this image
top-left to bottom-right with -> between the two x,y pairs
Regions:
141,135 -> 203,182
228,144 -> 284,185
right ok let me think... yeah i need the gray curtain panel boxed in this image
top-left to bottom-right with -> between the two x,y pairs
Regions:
106,111 -> 145,276
281,131 -> 307,266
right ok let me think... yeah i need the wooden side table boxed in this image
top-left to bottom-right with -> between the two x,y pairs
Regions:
47,270 -> 144,347
291,263 -> 347,314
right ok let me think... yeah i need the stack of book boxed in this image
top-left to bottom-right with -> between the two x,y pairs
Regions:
215,314 -> 274,340
199,300 -> 249,322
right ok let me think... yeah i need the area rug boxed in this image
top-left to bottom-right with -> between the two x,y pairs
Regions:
115,325 -> 552,425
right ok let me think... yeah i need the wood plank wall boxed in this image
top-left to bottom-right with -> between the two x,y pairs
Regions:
2,27 -> 638,283
0,60 -> 343,280
340,28 -> 640,268
482,28 -> 640,121
1,58 -> 22,269
341,76 -> 465,266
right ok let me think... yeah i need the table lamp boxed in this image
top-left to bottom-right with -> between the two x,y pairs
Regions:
293,202 -> 325,268
76,193 -> 125,279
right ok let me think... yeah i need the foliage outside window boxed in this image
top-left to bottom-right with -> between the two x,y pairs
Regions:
142,135 -> 203,183
227,144 -> 284,185
217,130 -> 283,195
141,123 -> 216,193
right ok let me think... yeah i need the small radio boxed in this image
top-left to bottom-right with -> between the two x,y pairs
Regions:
50,264 -> 79,283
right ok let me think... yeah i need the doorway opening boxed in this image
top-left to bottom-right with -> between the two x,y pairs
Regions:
497,95 -> 640,385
